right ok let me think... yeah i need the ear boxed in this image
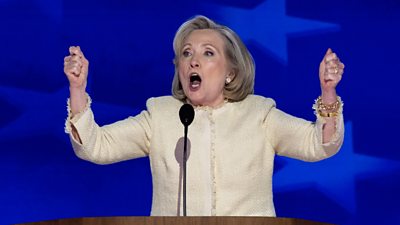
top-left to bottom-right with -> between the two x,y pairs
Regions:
227,70 -> 235,81
225,71 -> 235,85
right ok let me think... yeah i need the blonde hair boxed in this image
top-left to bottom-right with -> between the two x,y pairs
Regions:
171,15 -> 255,102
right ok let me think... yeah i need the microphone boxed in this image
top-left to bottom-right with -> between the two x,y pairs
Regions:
179,103 -> 194,216
179,104 -> 195,126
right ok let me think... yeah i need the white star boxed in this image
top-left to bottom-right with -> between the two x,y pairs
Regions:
273,121 -> 400,213
216,0 -> 340,64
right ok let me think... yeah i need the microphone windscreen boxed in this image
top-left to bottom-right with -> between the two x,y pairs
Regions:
179,104 -> 195,126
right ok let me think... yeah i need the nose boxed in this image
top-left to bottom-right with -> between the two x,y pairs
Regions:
190,55 -> 200,68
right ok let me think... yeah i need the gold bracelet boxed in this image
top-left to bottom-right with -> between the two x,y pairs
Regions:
313,96 -> 343,118
318,111 -> 338,117
315,96 -> 340,111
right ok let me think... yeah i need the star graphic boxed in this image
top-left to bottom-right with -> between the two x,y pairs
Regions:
215,0 -> 340,64
273,121 -> 400,213
0,86 -> 140,143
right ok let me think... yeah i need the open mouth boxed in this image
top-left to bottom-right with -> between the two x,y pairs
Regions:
189,73 -> 202,89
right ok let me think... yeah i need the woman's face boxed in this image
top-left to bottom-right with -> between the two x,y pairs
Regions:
178,29 -> 232,107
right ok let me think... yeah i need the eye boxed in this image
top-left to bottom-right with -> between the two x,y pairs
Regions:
182,50 -> 192,57
205,50 -> 214,56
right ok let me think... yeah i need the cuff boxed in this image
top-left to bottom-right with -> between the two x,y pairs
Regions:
64,93 -> 92,134
314,98 -> 344,148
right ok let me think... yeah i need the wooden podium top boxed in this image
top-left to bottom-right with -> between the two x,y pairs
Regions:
16,216 -> 334,225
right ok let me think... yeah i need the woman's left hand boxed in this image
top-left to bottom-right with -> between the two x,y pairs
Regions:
319,48 -> 345,102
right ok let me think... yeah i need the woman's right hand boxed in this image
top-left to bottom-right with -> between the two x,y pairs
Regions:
64,46 -> 89,116
64,46 -> 89,90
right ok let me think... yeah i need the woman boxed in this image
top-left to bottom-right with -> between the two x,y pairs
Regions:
64,15 -> 344,216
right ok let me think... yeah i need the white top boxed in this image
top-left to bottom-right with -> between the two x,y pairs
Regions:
65,95 -> 344,216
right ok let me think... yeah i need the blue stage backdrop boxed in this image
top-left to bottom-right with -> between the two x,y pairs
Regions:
1,0 -> 399,224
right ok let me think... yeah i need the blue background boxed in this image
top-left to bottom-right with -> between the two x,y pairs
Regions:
1,0 -> 400,224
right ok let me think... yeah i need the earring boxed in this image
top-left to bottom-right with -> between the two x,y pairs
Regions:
225,77 -> 232,84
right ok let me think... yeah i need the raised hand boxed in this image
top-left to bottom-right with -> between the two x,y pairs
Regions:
319,48 -> 345,103
64,46 -> 89,90
64,46 -> 89,116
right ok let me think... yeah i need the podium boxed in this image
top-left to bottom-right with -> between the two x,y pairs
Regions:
16,216 -> 334,225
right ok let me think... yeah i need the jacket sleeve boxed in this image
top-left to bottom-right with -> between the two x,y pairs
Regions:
265,105 -> 344,162
64,95 -> 152,165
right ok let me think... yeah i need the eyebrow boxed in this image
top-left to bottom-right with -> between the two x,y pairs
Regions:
182,43 -> 220,52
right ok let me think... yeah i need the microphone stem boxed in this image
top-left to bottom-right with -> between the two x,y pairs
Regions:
183,125 -> 188,216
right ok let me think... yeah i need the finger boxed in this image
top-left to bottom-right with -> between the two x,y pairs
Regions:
324,73 -> 334,81
69,46 -> 79,56
64,63 -> 78,73
66,65 -> 81,77
323,48 -> 333,61
70,55 -> 81,61
326,67 -> 344,78
80,49 -> 89,67
81,54 -> 89,67
70,55 -> 83,67
69,46 -> 85,58
325,52 -> 338,63
65,61 -> 82,73
81,60 -> 89,75
80,54 -> 89,75
327,68 -> 339,74
324,72 -> 341,83
68,46 -> 89,77
72,66 -> 81,76
75,46 -> 87,61
325,48 -> 332,56
330,61 -> 344,71
327,61 -> 345,74
64,56 -> 71,62
72,46 -> 89,67
68,61 -> 83,69
327,60 -> 338,68
64,67 -> 76,77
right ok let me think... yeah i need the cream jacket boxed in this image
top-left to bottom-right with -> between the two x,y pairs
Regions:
65,95 -> 344,216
